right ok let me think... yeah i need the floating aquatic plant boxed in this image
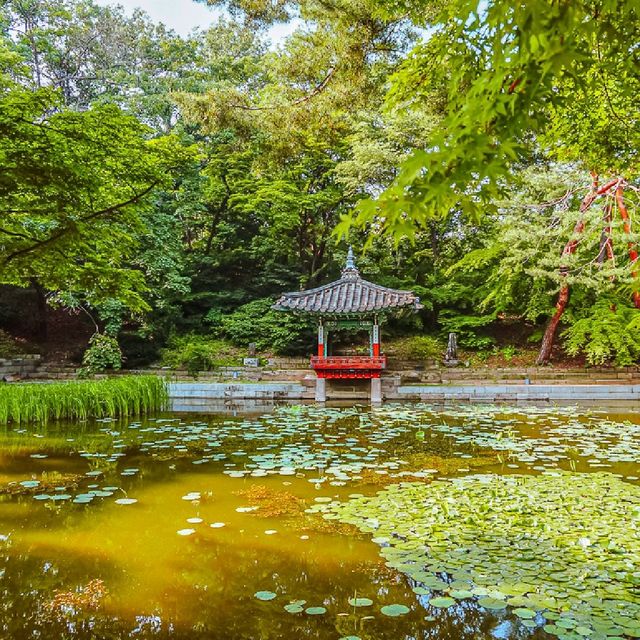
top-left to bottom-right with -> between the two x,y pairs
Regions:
305,606 -> 326,615
321,471 -> 640,639
233,485 -> 305,518
43,579 -> 107,622
380,604 -> 410,616
348,597 -> 373,607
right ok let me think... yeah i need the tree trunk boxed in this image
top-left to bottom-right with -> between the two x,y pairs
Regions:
537,284 -> 570,365
597,203 -> 614,264
536,173 -> 608,365
615,184 -> 640,308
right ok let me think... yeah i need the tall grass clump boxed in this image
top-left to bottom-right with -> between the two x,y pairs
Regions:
0,376 -> 168,426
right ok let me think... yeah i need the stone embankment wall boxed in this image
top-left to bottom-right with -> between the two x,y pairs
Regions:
0,356 -> 41,380
166,361 -> 640,406
10,356 -> 640,403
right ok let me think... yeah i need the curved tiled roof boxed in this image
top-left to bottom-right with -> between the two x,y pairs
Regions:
273,249 -> 422,315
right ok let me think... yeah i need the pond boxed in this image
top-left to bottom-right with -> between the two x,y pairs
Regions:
0,403 -> 638,640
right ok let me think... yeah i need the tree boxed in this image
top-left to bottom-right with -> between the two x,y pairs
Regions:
1,0 -> 204,131
0,75 -> 191,312
341,0 -> 640,238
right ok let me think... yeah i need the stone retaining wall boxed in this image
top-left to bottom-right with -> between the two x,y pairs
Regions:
0,355 -> 41,379
394,383 -> 640,403
167,379 -> 640,407
18,359 -> 640,404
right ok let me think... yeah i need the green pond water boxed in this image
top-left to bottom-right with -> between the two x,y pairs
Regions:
0,403 -> 638,640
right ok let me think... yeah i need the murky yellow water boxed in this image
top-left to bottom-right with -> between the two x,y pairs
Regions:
0,403 -> 638,639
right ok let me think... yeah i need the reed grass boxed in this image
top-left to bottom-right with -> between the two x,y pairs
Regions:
0,376 -> 168,425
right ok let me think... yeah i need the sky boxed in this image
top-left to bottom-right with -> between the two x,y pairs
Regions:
94,0 -> 297,42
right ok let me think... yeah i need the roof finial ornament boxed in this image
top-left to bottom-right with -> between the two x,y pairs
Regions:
341,246 -> 359,279
345,245 -> 356,270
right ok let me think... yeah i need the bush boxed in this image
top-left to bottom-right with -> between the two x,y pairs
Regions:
387,335 -> 443,361
80,333 -> 123,375
217,298 -> 315,355
437,310 -> 496,349
0,329 -> 24,358
160,335 -> 241,375
562,299 -> 640,366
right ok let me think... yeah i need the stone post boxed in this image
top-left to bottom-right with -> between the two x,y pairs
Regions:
371,377 -> 382,404
315,377 -> 327,402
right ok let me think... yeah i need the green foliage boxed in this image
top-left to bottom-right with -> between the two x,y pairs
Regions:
0,81 -> 192,308
218,298 -> 315,354
437,311 -> 496,350
562,300 -> 640,366
160,334 -> 241,375
0,329 -> 24,358
500,346 -> 519,363
0,375 -> 167,425
80,333 -> 123,376
1,0 -> 638,369
341,0 -> 640,238
387,335 -> 443,361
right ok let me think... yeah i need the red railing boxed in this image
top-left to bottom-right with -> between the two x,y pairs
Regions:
310,356 -> 386,370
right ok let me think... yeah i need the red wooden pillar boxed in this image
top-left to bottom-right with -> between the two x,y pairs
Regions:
372,317 -> 380,357
317,321 -> 324,358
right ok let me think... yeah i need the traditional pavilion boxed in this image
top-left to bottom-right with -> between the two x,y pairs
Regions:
273,248 -> 422,402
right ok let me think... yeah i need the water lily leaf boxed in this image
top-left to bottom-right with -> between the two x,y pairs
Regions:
477,597 -> 508,610
19,480 -> 40,488
254,591 -> 277,601
429,597 -> 455,608
305,606 -> 326,615
381,604 -> 410,616
348,597 -> 373,607
450,590 -> 473,600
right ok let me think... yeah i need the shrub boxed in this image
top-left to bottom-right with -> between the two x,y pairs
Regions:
160,335 -> 241,375
500,345 -> 519,362
387,335 -> 443,361
562,299 -> 640,366
437,310 -> 496,350
218,298 -> 315,354
0,329 -> 24,358
80,333 -> 123,375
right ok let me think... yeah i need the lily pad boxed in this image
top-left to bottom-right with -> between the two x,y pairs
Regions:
429,597 -> 455,609
305,606 -> 326,615
284,603 -> 304,613
348,597 -> 373,607
380,604 -> 410,616
254,591 -> 277,601
478,597 -> 508,611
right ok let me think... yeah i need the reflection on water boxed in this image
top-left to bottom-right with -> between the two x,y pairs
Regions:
0,403 -> 638,639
